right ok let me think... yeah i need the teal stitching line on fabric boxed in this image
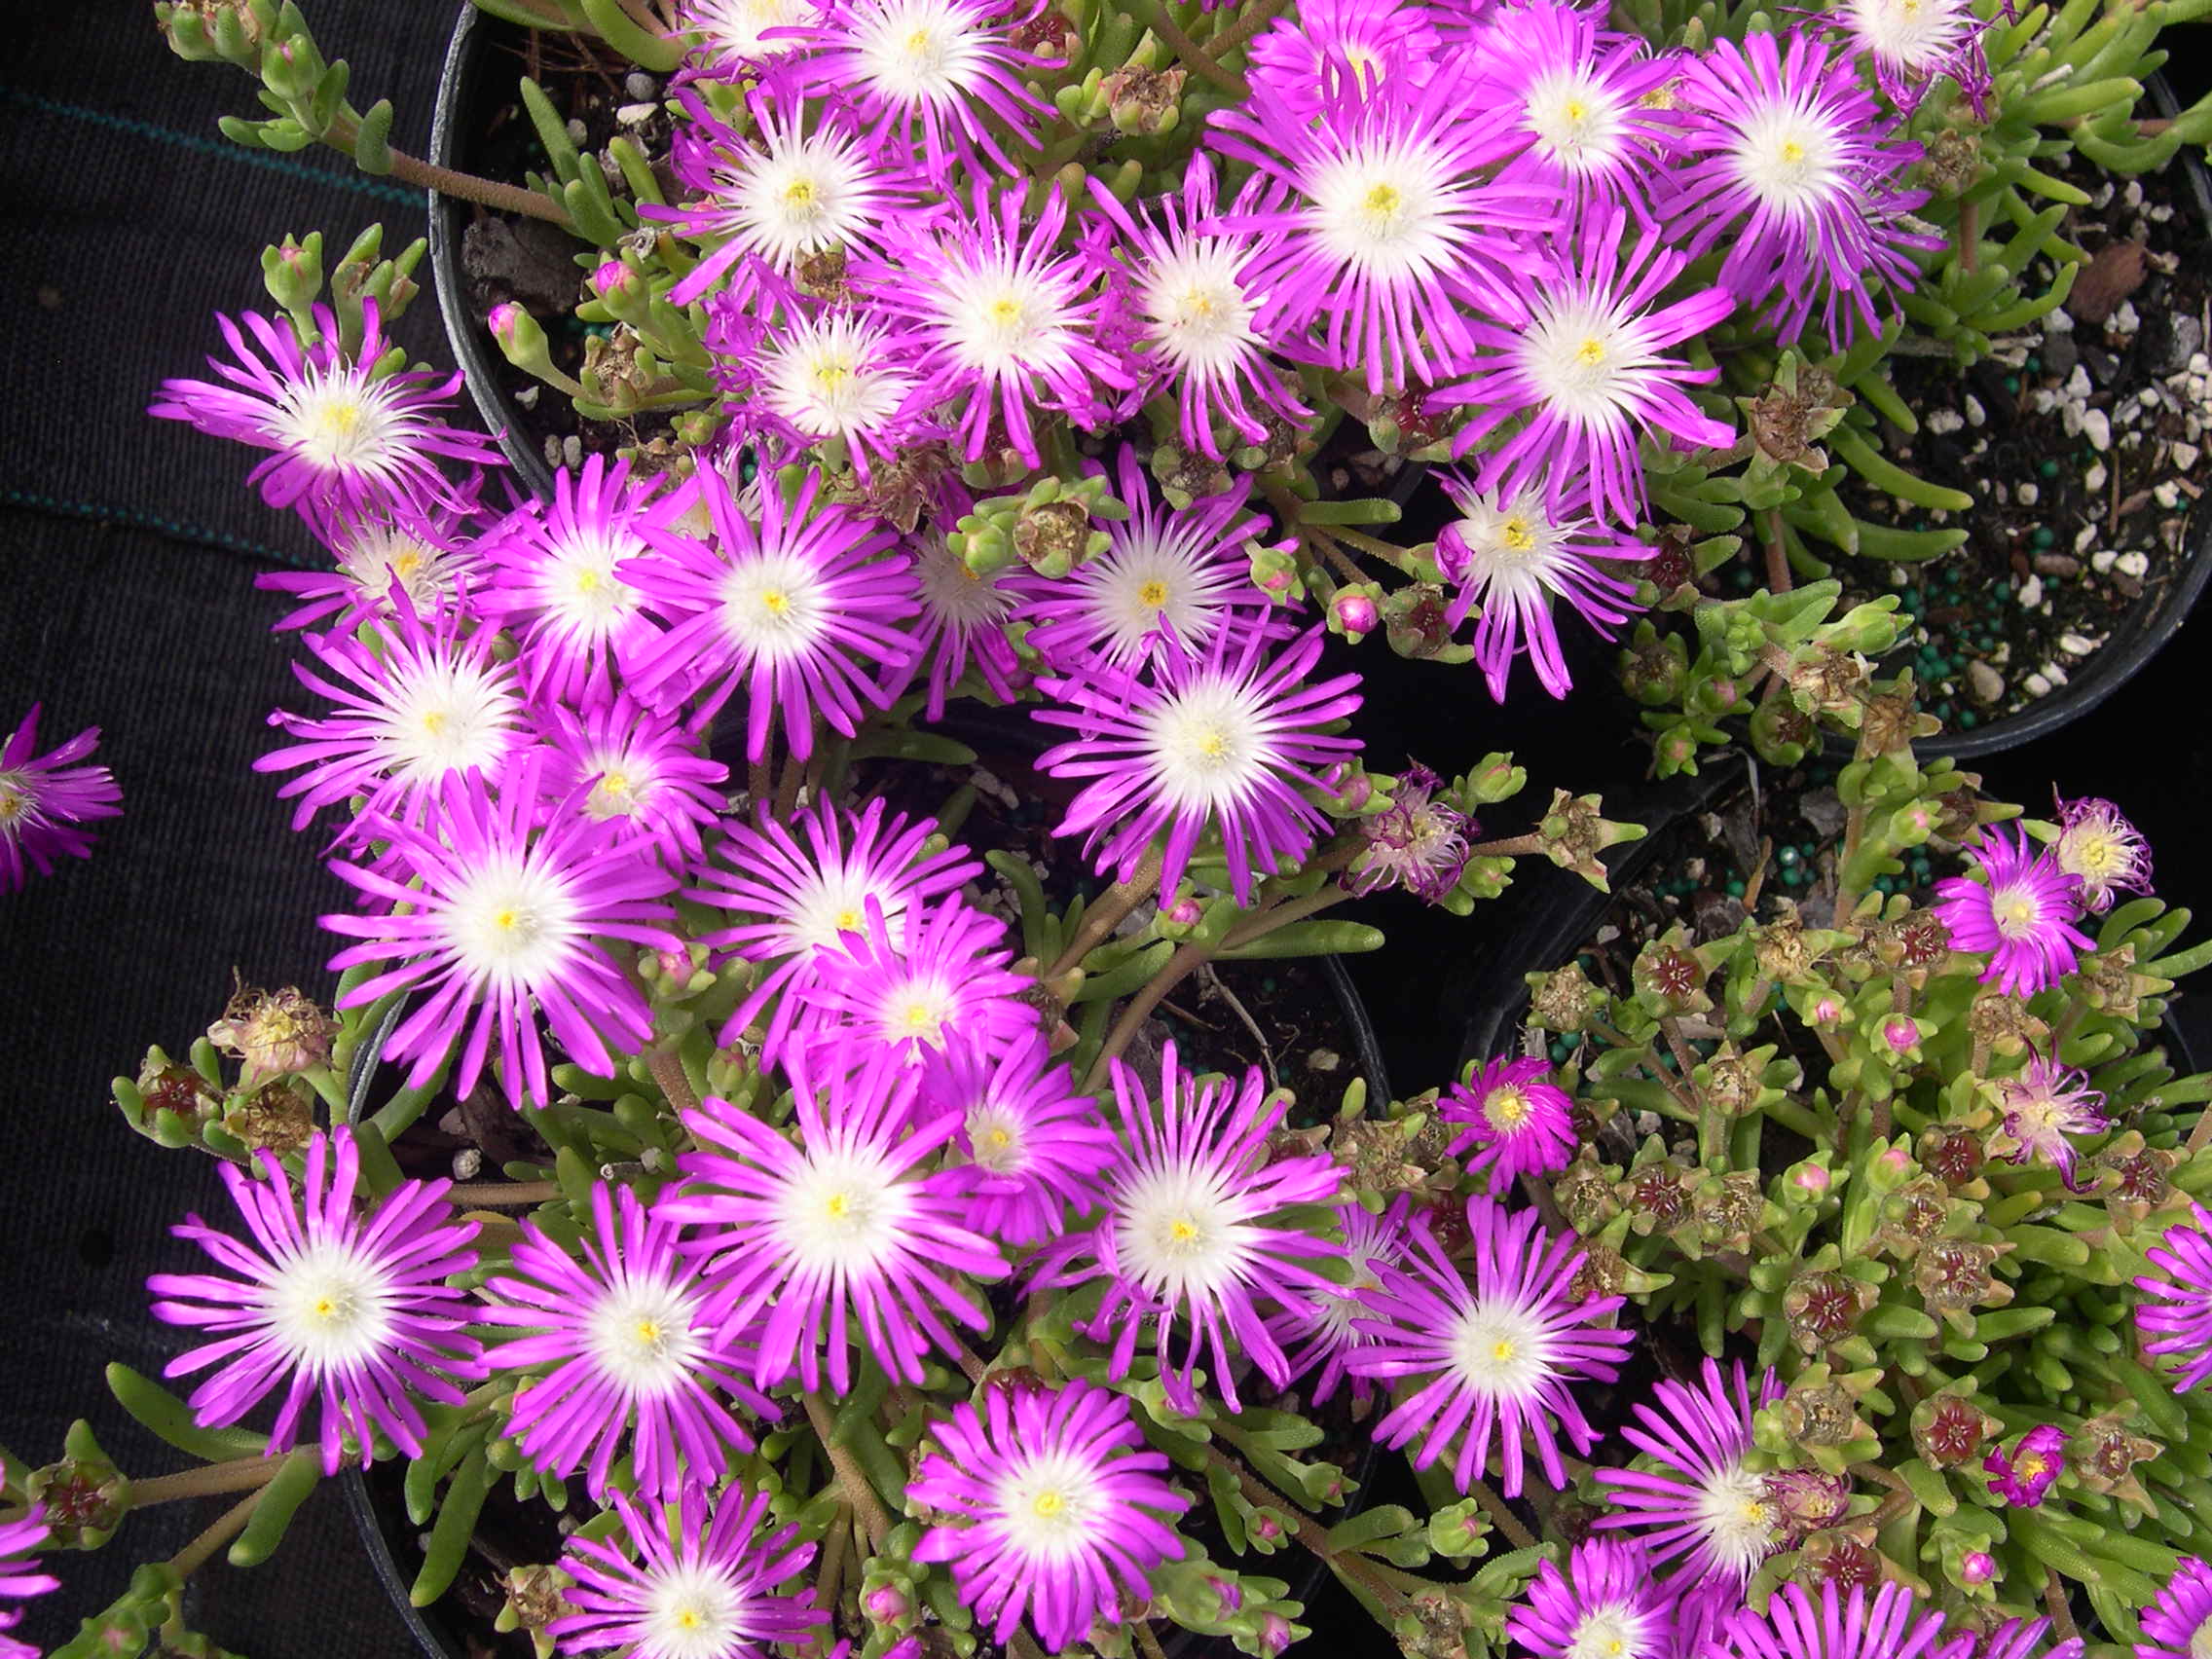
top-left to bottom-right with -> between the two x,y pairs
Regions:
2,88 -> 424,211
3,488 -> 317,570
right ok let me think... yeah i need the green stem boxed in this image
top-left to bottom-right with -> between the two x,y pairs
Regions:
325,118 -> 572,227
1205,0 -> 1295,58
802,1394 -> 893,1553
166,1488 -> 269,1581
1047,849 -> 1166,979
1141,0 -> 1248,96
1467,1478 -> 1537,1551
129,1456 -> 284,1508
447,1179 -> 562,1207
1204,1448 -> 1415,1620
646,1043 -> 699,1120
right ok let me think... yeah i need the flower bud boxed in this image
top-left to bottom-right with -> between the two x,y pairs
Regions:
1258,1613 -> 1295,1656
1251,1511 -> 1285,1545
1959,1551 -> 1996,1586
1332,585 -> 1381,640
864,1585 -> 912,1625
1882,1015 -> 1920,1056
489,302 -> 562,387
1204,1575 -> 1243,1616
1166,896 -> 1204,927
1790,1161 -> 1831,1197
261,233 -> 324,313
592,259 -> 636,298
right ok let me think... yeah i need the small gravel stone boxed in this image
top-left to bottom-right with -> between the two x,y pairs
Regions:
565,117 -> 588,144
2015,482 -> 2039,505
562,433 -> 583,468
2117,550 -> 2150,577
2058,632 -> 2096,656
2082,408 -> 2112,451
2174,441 -> 2201,471
1967,660 -> 2005,705
2091,549 -> 2118,572
2151,314 -> 2205,375
1964,394 -> 1987,427
2111,300 -> 2141,336
2045,661 -> 2070,686
617,101 -> 657,125
2042,331 -> 2080,378
625,70 -> 658,99
2017,573 -> 2044,608
1927,407 -> 1965,434
2046,308 -> 2076,334
2157,481 -> 2183,509
2025,672 -> 2052,698
2083,461 -> 2108,493
2032,553 -> 2080,577
2066,364 -> 2093,399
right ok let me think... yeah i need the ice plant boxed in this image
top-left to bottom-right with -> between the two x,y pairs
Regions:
1507,1537 -> 1676,1659
479,1181 -> 773,1501
1595,1357 -> 1785,1584
150,303 -> 498,523
1433,475 -> 1646,700
535,691 -> 731,870
908,1380 -> 1190,1651
0,704 -> 122,894
922,1030 -> 1115,1246
257,502 -> 484,632
664,1051 -> 1008,1393
1831,0 -> 1992,116
1035,621 -> 1362,906
2140,1557 -> 2212,1659
1714,1581 -> 1953,1659
678,0 -> 821,69
1344,762 -> 1472,902
627,461 -> 916,761
739,308 -> 929,484
2135,1202 -> 2212,1392
146,1127 -> 481,1473
1983,1423 -> 2066,1507
2053,794 -> 2153,913
1438,205 -> 1735,528
319,757 -> 682,1109
549,1481 -> 825,1659
902,530 -> 1026,719
0,1512 -> 56,1659
1932,825 -> 2094,998
1268,1197 -> 1414,1406
785,893 -> 1036,1069
1988,1053 -> 2106,1189
1348,1195 -> 1633,1495
1443,1056 -> 1576,1184
1031,1043 -> 1344,1415
1242,0 -> 1442,118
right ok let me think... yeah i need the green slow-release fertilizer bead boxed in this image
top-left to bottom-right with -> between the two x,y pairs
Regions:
2032,526 -> 2055,549
2039,458 -> 2059,479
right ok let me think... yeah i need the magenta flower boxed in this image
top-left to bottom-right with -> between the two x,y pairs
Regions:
727,307 -> 933,485
1438,204 -> 1734,527
1030,1043 -> 1344,1415
627,461 -> 917,761
921,1030 -> 1114,1246
550,1481 -> 825,1659
258,500 -> 488,633
1716,1581 -> 1952,1659
1508,1537 -> 1679,1659
1243,0 -> 1442,119
786,893 -> 1037,1069
1344,762 -> 1472,903
480,1181 -> 773,1501
1932,825 -> 2093,998
1966,1617 -> 2083,1659
0,704 -> 122,893
1434,475 -> 1646,700
1349,1195 -> 1631,1495
1830,0 -> 1991,115
2053,794 -> 2153,913
320,756 -> 682,1110
1983,1424 -> 2067,1507
476,454 -> 663,705
901,530 -> 1026,719
2141,1558 -> 2212,1659
1990,1052 -> 2106,1190
257,592 -> 526,836
664,1049 -> 1008,1393
536,691 -> 731,871
693,796 -> 980,1051
0,1510 -> 56,1659
1086,154 -> 1309,459
862,179 -> 1129,468
1595,1356 -> 1784,1585
147,1127 -> 480,1474
1024,449 -> 1275,672
151,303 -> 499,524
1444,1056 -> 1576,1185
909,1380 -> 1190,1651
1268,1197 -> 1415,1407
2135,1202 -> 2212,1391
1035,621 -> 1362,907
1665,29 -> 1936,346
675,0 -> 820,73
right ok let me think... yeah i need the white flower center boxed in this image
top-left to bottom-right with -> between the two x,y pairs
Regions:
1991,882 -> 2045,942
267,1235 -> 397,1375
1522,65 -> 1629,172
377,656 -> 519,784
1139,236 -> 1260,376
276,370 -> 403,475
730,131 -> 876,269
641,1559 -> 748,1659
583,748 -> 659,822
1487,1086 -> 1533,1131
849,0 -> 991,103
719,550 -> 829,661
441,854 -> 584,990
967,1101 -> 1026,1174
1730,96 -> 1849,214
870,966 -> 963,1051
538,526 -> 643,638
336,522 -> 459,613
939,258 -> 1078,378
1140,677 -> 1273,812
1114,1157 -> 1253,1303
1692,1458 -> 1779,1576
0,772 -> 33,833
1568,1602 -> 1658,1659
760,313 -> 910,438
2191,1615 -> 2212,1659
774,1144 -> 915,1276
585,1274 -> 708,1399
1518,294 -> 1652,428
992,1447 -> 1107,1565
918,536 -> 1014,629
687,0 -> 815,60
1446,1296 -> 1556,1399
1846,0 -> 1965,69
1446,491 -> 1574,607
1307,134 -> 1466,280
1077,523 -> 1242,663
784,875 -> 900,953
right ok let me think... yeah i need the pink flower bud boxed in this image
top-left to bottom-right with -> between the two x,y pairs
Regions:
1167,897 -> 1203,927
1812,997 -> 1842,1025
1252,1512 -> 1285,1545
592,259 -> 635,297
657,948 -> 691,982
1960,1551 -> 1996,1586
1205,1575 -> 1242,1615
864,1585 -> 910,1625
1258,565 -> 1293,593
1259,1613 -> 1294,1655
1793,1163 -> 1830,1196
1884,1016 -> 1918,1054
487,302 -> 523,344
1333,589 -> 1379,637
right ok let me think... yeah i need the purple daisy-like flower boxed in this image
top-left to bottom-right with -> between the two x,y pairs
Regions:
536,691 -> 730,871
728,306 -> 932,484
627,462 -> 916,761
655,93 -> 914,313
1989,1052 -> 2106,1190
1344,762 -> 1472,902
477,454 -> 664,705
786,893 -> 1037,1069
900,530 -> 1025,719
908,1379 -> 1190,1651
863,179 -> 1129,468
2053,794 -> 2153,913
1443,1056 -> 1576,1185
1025,451 -> 1272,671
550,1481 -> 825,1659
1349,1195 -> 1632,1495
1087,154 -> 1309,460
1204,60 -> 1555,392
320,756 -> 682,1109
1031,1043 -> 1344,1415
1035,621 -> 1362,907
921,1030 -> 1114,1246
1828,0 -> 1992,116
664,1049 -> 1008,1393
1434,474 -> 1646,700
1665,28 -> 1936,346
1716,1581 -> 1951,1659
1594,1356 -> 1785,1583
481,1180 -> 771,1501
1983,1423 -> 2067,1507
1244,0 -> 1442,119
0,704 -> 122,893
147,1127 -> 481,1474
676,0 -> 821,73
1958,1617 -> 2084,1659
1509,1537 -> 1679,1659
773,0 -> 1051,174
1932,825 -> 2094,998
258,500 -> 488,633
151,303 -> 499,523
258,592 -> 526,836
694,795 -> 981,1051
1269,1197 -> 1414,1407
0,1510 -> 57,1659
2140,1557 -> 2212,1659
2135,1202 -> 2212,1391
1438,204 -> 1734,527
